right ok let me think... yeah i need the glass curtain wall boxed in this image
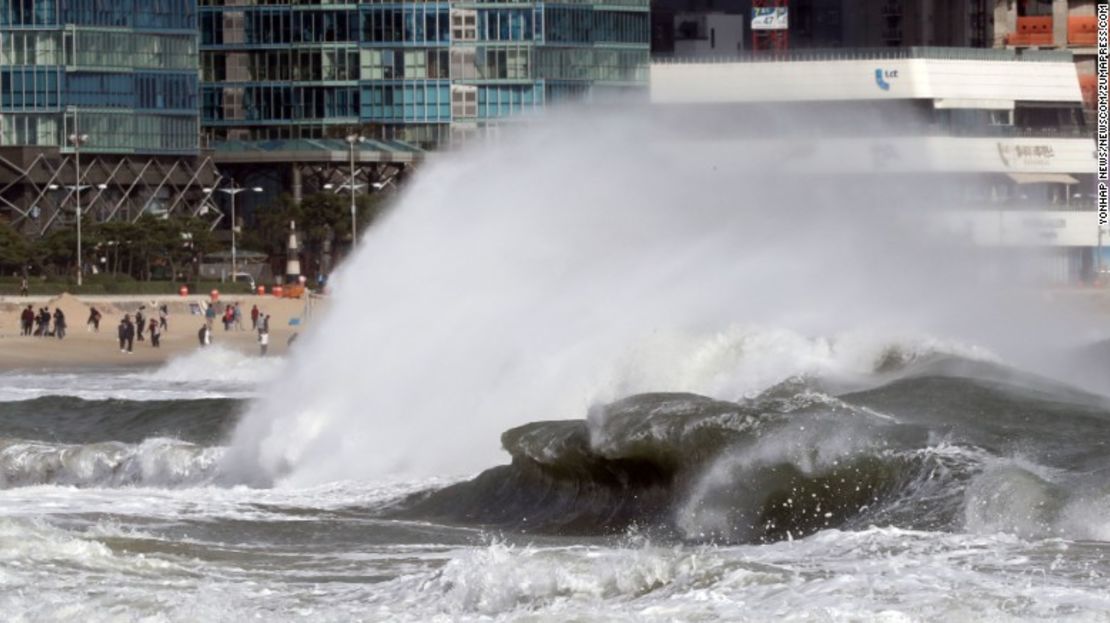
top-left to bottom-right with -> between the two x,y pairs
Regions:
198,0 -> 648,146
0,0 -> 199,153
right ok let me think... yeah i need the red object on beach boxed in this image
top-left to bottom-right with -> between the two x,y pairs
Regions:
257,286 -> 265,296
210,289 -> 220,302
272,286 -> 284,298
179,285 -> 189,297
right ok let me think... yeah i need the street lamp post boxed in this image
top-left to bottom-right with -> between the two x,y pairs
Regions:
204,182 -> 262,284
69,132 -> 89,286
346,134 -> 365,247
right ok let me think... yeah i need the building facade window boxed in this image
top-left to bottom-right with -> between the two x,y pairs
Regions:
197,0 -> 648,147
0,31 -> 60,66
0,67 -> 61,111
451,84 -> 477,118
0,0 -> 57,27
451,9 -> 478,42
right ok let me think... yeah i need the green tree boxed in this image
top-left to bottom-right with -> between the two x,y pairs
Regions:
93,220 -> 140,277
32,227 -> 77,277
124,215 -> 218,281
238,190 -> 391,280
0,220 -> 30,274
166,216 -> 217,281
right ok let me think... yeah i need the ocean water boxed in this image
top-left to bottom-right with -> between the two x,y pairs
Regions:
3,341 -> 1110,622
4,110 -> 1109,621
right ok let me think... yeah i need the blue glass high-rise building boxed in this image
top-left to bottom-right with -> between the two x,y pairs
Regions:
0,0 -> 213,232
0,0 -> 650,238
199,0 -> 650,147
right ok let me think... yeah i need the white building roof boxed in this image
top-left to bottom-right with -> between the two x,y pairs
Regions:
651,50 -> 1084,106
650,49 -> 1094,176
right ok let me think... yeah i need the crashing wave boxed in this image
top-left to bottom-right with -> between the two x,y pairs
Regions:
390,360 -> 1110,544
0,437 -> 223,489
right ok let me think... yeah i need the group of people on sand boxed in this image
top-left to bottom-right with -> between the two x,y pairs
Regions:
13,295 -> 285,357
198,300 -> 272,355
19,305 -> 65,339
202,301 -> 266,332
115,304 -> 169,353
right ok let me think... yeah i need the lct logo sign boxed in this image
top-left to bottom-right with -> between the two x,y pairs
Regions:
875,68 -> 898,91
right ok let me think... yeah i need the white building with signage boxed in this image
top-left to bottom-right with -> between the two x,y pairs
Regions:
651,47 -> 1098,283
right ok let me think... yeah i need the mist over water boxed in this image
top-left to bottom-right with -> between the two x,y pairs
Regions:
222,104 -> 1104,486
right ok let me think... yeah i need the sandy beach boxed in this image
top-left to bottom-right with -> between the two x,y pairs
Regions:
0,292 -> 322,370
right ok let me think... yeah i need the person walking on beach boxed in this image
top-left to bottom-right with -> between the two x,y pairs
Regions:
223,305 -> 234,331
52,308 -> 66,340
119,315 -> 134,353
20,305 -> 33,336
197,324 -> 211,347
87,307 -> 101,332
149,317 -> 160,348
135,307 -> 145,342
262,314 -> 270,333
36,308 -> 49,337
258,327 -> 269,356
159,304 -> 168,332
250,304 -> 259,330
204,303 -> 215,329
233,303 -> 243,331
118,317 -> 127,352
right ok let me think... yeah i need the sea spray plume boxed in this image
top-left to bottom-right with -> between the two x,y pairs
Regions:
221,102 -> 1104,486
142,344 -> 285,386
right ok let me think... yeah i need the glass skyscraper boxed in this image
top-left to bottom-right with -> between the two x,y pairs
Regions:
0,0 -> 200,154
0,0 -> 211,232
0,0 -> 649,236
198,0 -> 649,147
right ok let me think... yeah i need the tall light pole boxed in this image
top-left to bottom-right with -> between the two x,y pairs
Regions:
69,132 -> 89,286
347,134 -> 365,247
204,182 -> 262,283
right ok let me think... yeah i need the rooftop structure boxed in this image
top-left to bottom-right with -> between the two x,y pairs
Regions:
652,1 -> 994,59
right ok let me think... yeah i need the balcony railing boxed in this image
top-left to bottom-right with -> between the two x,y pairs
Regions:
1006,16 -> 1054,47
1068,16 -> 1097,47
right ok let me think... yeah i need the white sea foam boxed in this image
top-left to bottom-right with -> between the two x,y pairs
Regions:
142,344 -> 285,386
602,326 -> 997,402
964,458 -> 1110,543
0,346 -> 282,402
365,528 -> 1110,622
0,438 -> 223,488
0,478 -> 1107,622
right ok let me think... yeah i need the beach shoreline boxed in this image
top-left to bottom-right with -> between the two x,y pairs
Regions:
3,288 -> 1110,373
0,293 -> 320,371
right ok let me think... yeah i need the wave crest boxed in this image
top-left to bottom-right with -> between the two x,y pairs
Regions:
0,438 -> 223,489
392,364 -> 1110,543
